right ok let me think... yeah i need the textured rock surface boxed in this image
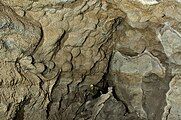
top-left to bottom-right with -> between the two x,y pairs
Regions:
0,0 -> 180,120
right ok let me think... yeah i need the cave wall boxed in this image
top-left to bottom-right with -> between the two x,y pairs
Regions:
0,0 -> 181,120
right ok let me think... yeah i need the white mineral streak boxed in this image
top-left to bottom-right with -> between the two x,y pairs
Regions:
137,0 -> 159,5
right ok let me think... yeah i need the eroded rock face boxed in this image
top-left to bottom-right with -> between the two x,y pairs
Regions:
0,0 -> 180,120
110,51 -> 167,120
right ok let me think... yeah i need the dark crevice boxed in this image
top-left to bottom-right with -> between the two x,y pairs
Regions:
13,97 -> 31,120
46,100 -> 52,119
46,73 -> 61,119
6,103 -> 12,112
96,50 -> 131,115
88,20 -> 130,118
58,97 -> 63,110
51,30 -> 67,60
31,26 -> 44,56
91,52 -> 113,99
165,107 -> 172,120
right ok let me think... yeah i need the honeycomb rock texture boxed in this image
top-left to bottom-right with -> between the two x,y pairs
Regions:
0,0 -> 180,120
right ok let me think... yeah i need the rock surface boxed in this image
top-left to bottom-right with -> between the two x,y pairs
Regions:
0,0 -> 180,120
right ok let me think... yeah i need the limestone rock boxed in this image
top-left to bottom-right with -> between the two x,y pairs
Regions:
0,0 -> 181,120
162,75 -> 181,120
158,22 -> 181,65
109,51 -> 166,119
